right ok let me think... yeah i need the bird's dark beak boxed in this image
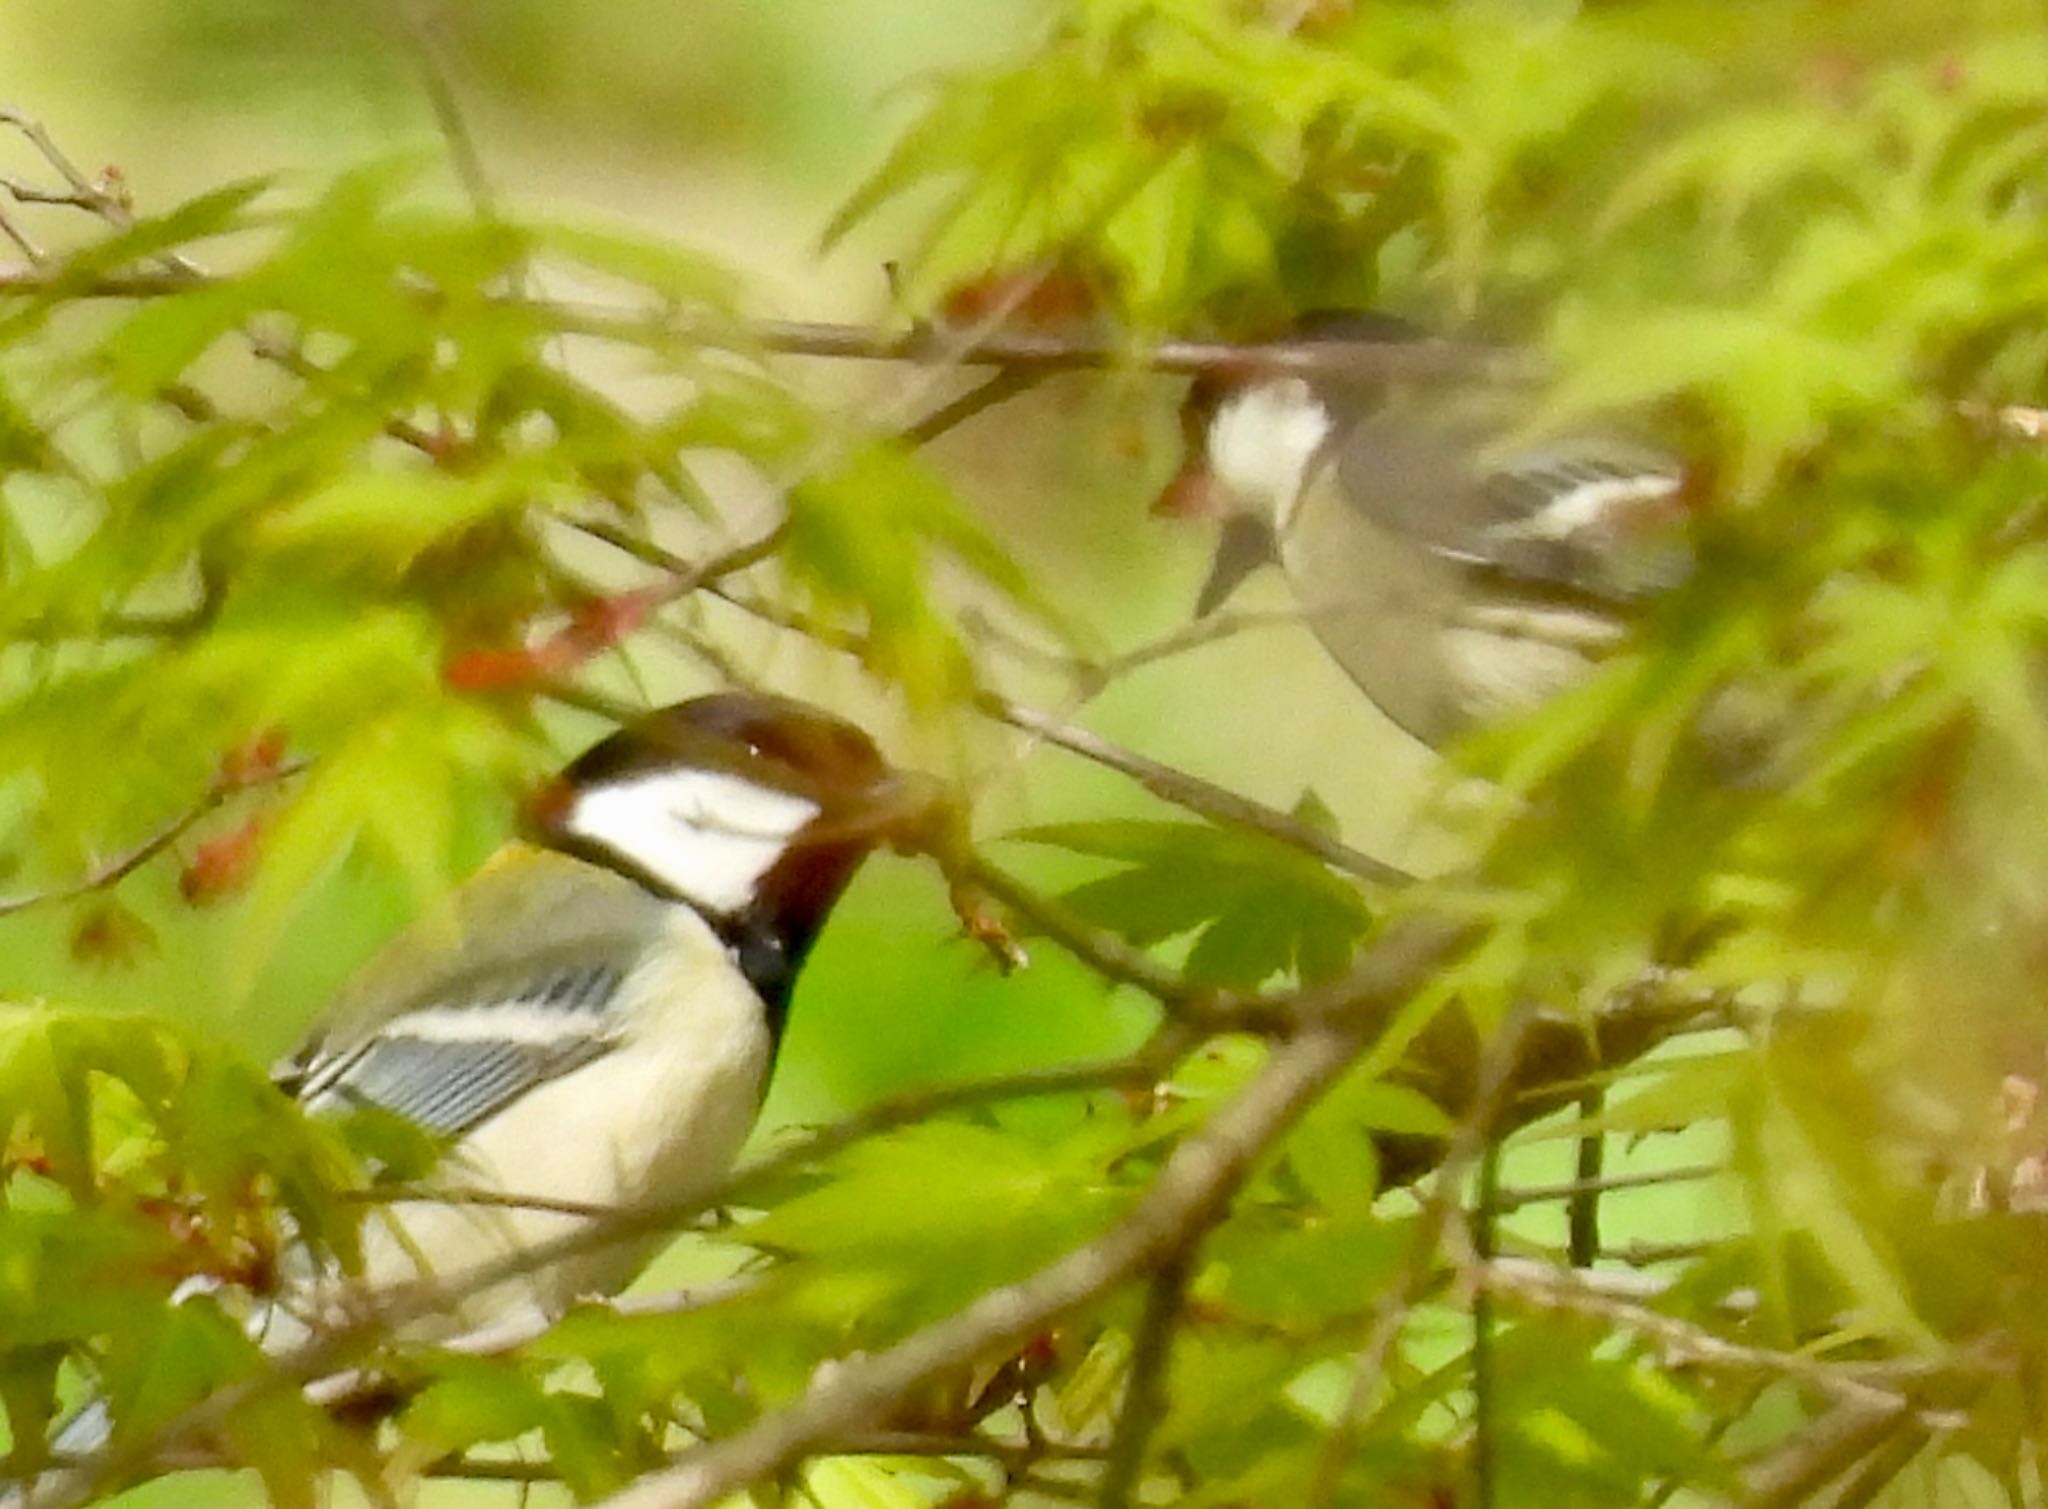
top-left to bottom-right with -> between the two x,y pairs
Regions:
855,768 -> 948,836
1195,515 -> 1276,617
815,766 -> 956,858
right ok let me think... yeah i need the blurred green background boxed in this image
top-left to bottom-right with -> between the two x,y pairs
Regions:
0,0 -> 1443,1107
0,8 -> 1737,1503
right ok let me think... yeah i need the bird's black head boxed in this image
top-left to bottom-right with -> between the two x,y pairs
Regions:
551,693 -> 894,816
529,693 -> 933,1006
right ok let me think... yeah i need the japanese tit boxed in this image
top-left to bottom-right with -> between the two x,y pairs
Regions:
1156,313 -> 1692,748
272,690 -> 936,1333
7,694 -> 935,1497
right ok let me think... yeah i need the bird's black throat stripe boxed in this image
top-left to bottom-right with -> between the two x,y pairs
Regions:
713,909 -> 799,1039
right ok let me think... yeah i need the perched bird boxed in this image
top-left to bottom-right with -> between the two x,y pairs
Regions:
8,693 -> 937,1499
272,690 -> 935,1330
1156,313 -> 1693,748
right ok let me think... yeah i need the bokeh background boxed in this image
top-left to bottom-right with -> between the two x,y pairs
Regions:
0,0 -> 1449,1104
0,8 -> 1732,1499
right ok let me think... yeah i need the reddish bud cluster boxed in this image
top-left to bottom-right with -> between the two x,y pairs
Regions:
178,817 -> 268,904
443,587 -> 669,692
220,727 -> 289,786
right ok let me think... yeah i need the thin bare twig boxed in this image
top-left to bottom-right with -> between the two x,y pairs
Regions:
901,367 -> 1045,445
1492,1160 -> 1723,1213
963,604 -> 1297,690
1476,1261 -> 1959,1418
573,517 -> 787,605
344,1184 -> 622,1222
1568,1087 -> 1604,1269
1596,1237 -> 1717,1267
383,0 -> 500,220
701,318 -> 1528,384
1470,1136 -> 1501,1509
1095,1251 -> 1193,1509
944,852 -> 1263,1031
985,696 -> 1411,888
1735,1396 -> 1915,1509
0,202 -> 40,262
0,256 -> 1524,386
0,759 -> 305,918
0,107 -> 121,214
1305,1007 -> 1538,1509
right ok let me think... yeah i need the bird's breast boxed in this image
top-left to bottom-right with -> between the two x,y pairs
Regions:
349,906 -> 775,1326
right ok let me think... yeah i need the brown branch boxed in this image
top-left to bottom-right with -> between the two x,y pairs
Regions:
0,759 -> 305,919
1095,1251 -> 1193,1509
1304,1007 -> 1539,1509
900,367 -> 1045,445
984,696 -> 1411,888
1568,1086 -> 1604,1269
589,1022 -> 1374,1509
944,852 -> 1272,1032
1491,1161 -> 1723,1213
0,255 -> 1522,386
1735,1396 -> 1915,1509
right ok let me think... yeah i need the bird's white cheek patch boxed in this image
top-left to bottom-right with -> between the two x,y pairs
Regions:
1205,378 -> 1333,533
565,769 -> 820,914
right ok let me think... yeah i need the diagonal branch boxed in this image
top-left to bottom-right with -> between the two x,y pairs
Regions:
1476,1261 -> 1961,1415
983,696 -> 1412,888
0,760 -> 306,919
590,1021 -> 1373,1509
381,0 -> 500,220
943,852 -> 1271,1032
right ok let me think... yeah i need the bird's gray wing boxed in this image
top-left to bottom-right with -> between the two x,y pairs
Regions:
274,849 -> 686,1141
1462,447 -> 1690,602
1330,409 -> 1688,606
276,958 -> 628,1141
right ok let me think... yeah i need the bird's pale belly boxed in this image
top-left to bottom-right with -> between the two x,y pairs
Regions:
332,916 -> 773,1334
